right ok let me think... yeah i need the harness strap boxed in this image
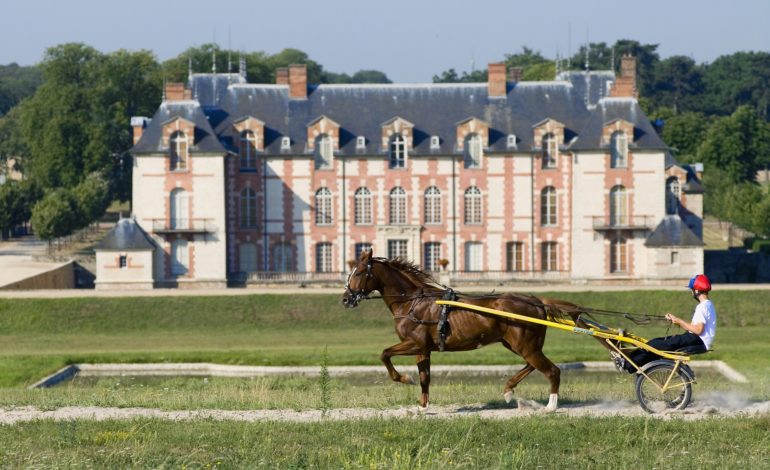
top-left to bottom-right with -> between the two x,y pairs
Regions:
437,289 -> 457,352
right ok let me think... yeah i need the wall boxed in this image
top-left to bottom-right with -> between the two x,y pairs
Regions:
0,261 -> 75,290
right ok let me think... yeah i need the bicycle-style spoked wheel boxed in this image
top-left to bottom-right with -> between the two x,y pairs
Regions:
635,362 -> 692,413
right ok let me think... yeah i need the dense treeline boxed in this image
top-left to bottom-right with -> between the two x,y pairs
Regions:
0,41 -> 768,244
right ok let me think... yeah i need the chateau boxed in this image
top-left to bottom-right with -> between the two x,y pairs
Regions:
95,56 -> 704,289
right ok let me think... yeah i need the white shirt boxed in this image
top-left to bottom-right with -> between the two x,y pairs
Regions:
691,299 -> 717,349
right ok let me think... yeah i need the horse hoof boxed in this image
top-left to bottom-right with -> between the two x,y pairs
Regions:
545,393 -> 559,412
417,405 -> 428,414
503,391 -> 514,403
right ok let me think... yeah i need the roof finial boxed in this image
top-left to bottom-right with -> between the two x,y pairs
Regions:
239,53 -> 247,79
212,48 -> 217,74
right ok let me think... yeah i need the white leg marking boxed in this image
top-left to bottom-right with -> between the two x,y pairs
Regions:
546,393 -> 559,411
503,391 -> 514,403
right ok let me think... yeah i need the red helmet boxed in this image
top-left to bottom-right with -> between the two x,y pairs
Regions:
687,274 -> 711,292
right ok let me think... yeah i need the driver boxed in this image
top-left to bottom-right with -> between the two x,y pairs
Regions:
615,274 -> 716,372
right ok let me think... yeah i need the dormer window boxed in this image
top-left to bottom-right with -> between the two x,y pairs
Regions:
315,134 -> 333,170
610,131 -> 628,168
389,134 -> 407,169
356,136 -> 366,152
169,131 -> 189,171
507,134 -> 517,149
542,133 -> 557,169
281,137 -> 291,152
430,136 -> 440,150
464,133 -> 483,169
239,130 -> 258,171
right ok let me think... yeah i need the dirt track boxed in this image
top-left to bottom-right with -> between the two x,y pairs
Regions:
2,395 -> 769,424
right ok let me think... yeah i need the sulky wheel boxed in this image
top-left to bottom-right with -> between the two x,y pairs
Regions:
635,361 -> 692,414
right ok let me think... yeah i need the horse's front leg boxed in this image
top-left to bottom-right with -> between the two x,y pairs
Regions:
416,353 -> 431,410
380,340 -> 422,385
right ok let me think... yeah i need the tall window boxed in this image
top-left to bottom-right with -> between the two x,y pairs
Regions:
171,238 -> 189,276
354,187 -> 372,225
316,243 -> 333,273
540,186 -> 557,226
315,188 -> 333,225
464,186 -> 482,225
239,130 -> 257,171
464,242 -> 483,272
389,135 -> 406,169
272,243 -> 293,272
170,188 -> 188,229
541,242 -> 558,272
542,133 -> 557,169
465,133 -> 483,168
240,188 -> 257,228
389,187 -> 407,225
506,242 -> 524,272
610,185 -> 628,226
424,186 -> 442,224
610,131 -> 628,168
424,242 -> 441,271
610,237 -> 628,273
387,239 -> 408,259
239,243 -> 258,272
315,134 -> 333,170
355,242 -> 372,260
170,131 -> 189,171
666,177 -> 680,215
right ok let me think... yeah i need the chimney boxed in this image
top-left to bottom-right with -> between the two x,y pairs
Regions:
508,67 -> 523,83
288,64 -> 307,99
275,67 -> 289,85
488,63 -> 507,98
609,54 -> 638,98
131,117 -> 149,145
164,82 -> 192,101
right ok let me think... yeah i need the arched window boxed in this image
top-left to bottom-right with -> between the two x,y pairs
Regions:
316,242 -> 333,272
315,134 -> 333,170
610,131 -> 628,168
666,177 -> 680,215
540,186 -> 557,226
610,185 -> 628,226
464,186 -> 482,225
170,131 -> 189,171
240,187 -> 257,228
171,238 -> 189,276
272,242 -> 293,272
389,187 -> 407,225
542,133 -> 557,169
354,187 -> 372,225
424,186 -> 442,225
389,134 -> 406,169
239,243 -> 258,272
239,130 -> 257,171
464,133 -> 483,168
170,188 -> 187,229
315,188 -> 333,225
610,237 -> 628,273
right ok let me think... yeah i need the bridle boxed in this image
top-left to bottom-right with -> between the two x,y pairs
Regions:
343,258 -> 376,306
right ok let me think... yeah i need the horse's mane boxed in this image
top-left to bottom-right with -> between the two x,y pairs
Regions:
375,257 -> 444,289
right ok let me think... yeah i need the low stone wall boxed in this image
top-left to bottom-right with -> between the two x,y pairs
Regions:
705,250 -> 770,283
0,261 -> 76,290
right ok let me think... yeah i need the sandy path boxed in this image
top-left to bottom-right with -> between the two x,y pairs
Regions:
2,397 -> 769,424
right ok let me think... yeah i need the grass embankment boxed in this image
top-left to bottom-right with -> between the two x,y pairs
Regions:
1,417 -> 768,468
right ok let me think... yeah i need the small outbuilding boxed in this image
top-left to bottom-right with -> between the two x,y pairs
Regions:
94,218 -> 157,290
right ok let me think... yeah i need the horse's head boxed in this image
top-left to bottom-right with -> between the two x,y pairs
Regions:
342,249 -> 378,308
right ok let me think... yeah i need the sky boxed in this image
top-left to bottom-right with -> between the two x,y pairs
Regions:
2,0 -> 769,83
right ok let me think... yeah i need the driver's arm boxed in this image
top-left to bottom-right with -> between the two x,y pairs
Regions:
665,313 -> 704,335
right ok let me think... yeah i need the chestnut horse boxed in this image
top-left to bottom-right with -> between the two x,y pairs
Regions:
342,250 -> 590,411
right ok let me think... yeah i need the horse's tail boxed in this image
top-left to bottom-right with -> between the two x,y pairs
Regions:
538,297 -> 593,328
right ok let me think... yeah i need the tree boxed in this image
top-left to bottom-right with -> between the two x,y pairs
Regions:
697,106 -> 770,182
568,40 -> 660,96
350,70 -> 392,84
657,111 -> 711,161
73,172 -> 110,228
700,51 -> 770,119
652,56 -> 704,113
0,63 -> 42,116
30,188 -> 82,246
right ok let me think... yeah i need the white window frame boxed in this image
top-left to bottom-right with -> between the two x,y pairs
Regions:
389,187 -> 407,225
387,239 -> 408,259
170,131 -> 189,171
541,242 -> 558,272
465,133 -> 483,169
464,186 -> 482,225
506,241 -> 524,272
239,130 -> 258,171
355,242 -> 372,260
610,131 -> 628,168
610,237 -> 628,273
464,241 -> 483,272
542,133 -> 557,169
354,187 -> 373,225
240,187 -> 257,228
315,134 -> 333,169
540,186 -> 557,226
315,187 -> 333,225
280,136 -> 291,151
424,242 -> 441,271
430,136 -> 440,150
170,188 -> 188,230
610,185 -> 628,226
424,186 -> 442,225
666,177 -> 680,215
272,242 -> 293,272
356,136 -> 366,152
389,134 -> 407,169
316,242 -> 333,273
507,134 -> 517,149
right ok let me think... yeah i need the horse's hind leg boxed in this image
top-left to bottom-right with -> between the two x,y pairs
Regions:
523,350 -> 561,411
416,353 -> 430,409
380,340 -> 421,385
502,363 -> 535,403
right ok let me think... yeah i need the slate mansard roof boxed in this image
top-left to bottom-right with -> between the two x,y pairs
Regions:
95,218 -> 157,252
131,72 -> 670,158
